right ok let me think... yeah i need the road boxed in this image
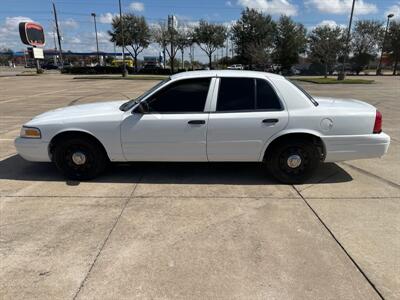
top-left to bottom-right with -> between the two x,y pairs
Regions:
0,74 -> 399,299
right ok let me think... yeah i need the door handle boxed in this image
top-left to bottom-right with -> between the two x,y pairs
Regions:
262,118 -> 279,124
188,120 -> 206,125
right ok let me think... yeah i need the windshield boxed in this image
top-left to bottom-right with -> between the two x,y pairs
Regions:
119,78 -> 170,111
289,80 -> 319,106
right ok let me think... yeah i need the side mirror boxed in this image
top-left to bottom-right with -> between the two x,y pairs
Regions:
134,102 -> 149,114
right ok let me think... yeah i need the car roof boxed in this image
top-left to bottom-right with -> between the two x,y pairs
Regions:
170,70 -> 284,81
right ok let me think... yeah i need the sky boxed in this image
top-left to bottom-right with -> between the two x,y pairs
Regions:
1,0 -> 400,61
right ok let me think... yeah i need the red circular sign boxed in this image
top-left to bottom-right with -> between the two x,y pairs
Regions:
19,22 -> 46,47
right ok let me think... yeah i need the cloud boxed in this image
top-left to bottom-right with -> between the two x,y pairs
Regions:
226,1 -> 233,6
99,13 -> 117,24
316,20 -> 346,29
237,0 -> 297,16
129,2 -> 145,12
2,16 -> 34,37
69,37 -> 81,44
0,16 -> 34,49
223,20 -> 236,29
385,2 -> 400,19
306,0 -> 377,15
95,31 -> 112,44
61,18 -> 79,29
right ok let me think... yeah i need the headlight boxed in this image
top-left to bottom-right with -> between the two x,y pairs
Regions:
20,126 -> 41,139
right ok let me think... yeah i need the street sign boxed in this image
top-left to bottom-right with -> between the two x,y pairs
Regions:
33,47 -> 44,59
19,22 -> 46,47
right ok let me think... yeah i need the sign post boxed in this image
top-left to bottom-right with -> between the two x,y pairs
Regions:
19,22 -> 46,74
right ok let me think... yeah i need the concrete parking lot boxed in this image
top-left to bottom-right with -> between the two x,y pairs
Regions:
0,74 -> 399,299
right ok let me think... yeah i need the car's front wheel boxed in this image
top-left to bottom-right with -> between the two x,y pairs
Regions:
266,139 -> 320,184
53,137 -> 108,180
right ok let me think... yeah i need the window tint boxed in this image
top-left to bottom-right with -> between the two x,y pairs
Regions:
146,78 -> 210,113
256,79 -> 282,110
217,78 -> 255,111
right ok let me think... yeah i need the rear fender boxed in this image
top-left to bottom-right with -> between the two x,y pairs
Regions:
258,129 -> 325,161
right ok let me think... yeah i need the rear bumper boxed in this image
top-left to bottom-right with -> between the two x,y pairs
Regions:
14,137 -> 51,162
323,133 -> 390,162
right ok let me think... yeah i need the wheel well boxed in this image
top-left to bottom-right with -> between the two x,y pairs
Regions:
48,131 -> 109,161
263,133 -> 325,161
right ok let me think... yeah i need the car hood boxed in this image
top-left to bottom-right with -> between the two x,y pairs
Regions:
314,96 -> 376,112
29,100 -> 127,123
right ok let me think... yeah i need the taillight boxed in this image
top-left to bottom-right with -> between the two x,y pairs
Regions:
373,110 -> 382,134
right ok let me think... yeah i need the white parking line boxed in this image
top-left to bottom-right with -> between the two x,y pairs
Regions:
0,88 -> 69,104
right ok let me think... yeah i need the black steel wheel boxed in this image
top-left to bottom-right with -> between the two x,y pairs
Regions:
53,137 -> 107,180
266,139 -> 320,184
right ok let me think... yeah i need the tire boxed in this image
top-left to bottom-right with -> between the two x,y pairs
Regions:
266,139 -> 320,184
53,137 -> 108,180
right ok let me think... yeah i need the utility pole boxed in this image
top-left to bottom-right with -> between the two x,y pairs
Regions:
53,25 -> 58,65
119,0 -> 128,77
338,0 -> 356,80
376,13 -> 394,75
91,13 -> 100,65
52,1 -> 63,67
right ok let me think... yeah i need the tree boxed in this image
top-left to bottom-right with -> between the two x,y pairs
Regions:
351,20 -> 384,75
152,23 -> 169,69
153,23 -> 185,73
109,14 -> 151,72
231,8 -> 276,67
273,16 -> 307,73
193,20 -> 227,69
176,28 -> 193,69
386,21 -> 400,75
0,48 -> 13,66
308,25 -> 345,78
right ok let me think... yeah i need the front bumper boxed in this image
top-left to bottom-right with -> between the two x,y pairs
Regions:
14,137 -> 51,162
323,132 -> 390,162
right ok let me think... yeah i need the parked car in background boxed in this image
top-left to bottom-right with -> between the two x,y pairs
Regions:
15,70 -> 390,183
41,62 -> 59,70
227,64 -> 244,70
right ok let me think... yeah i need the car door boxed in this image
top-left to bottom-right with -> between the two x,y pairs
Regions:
121,77 -> 213,161
207,77 -> 289,161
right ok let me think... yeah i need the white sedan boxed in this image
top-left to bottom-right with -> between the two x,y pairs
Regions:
227,64 -> 244,70
15,70 -> 390,183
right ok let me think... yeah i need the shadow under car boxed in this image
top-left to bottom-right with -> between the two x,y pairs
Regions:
0,155 -> 353,186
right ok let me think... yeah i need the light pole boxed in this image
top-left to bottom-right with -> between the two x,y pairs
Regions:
91,13 -> 100,66
376,13 -> 394,75
118,0 -> 128,77
52,1 -> 63,67
338,0 -> 356,81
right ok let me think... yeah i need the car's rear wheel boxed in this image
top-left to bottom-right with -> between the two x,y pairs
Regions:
266,139 -> 320,184
53,137 -> 108,180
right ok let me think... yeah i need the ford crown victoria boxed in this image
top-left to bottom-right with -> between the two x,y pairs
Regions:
15,70 -> 390,183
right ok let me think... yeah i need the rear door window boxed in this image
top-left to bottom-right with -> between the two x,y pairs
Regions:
216,77 -> 282,112
216,78 -> 255,112
256,79 -> 282,110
